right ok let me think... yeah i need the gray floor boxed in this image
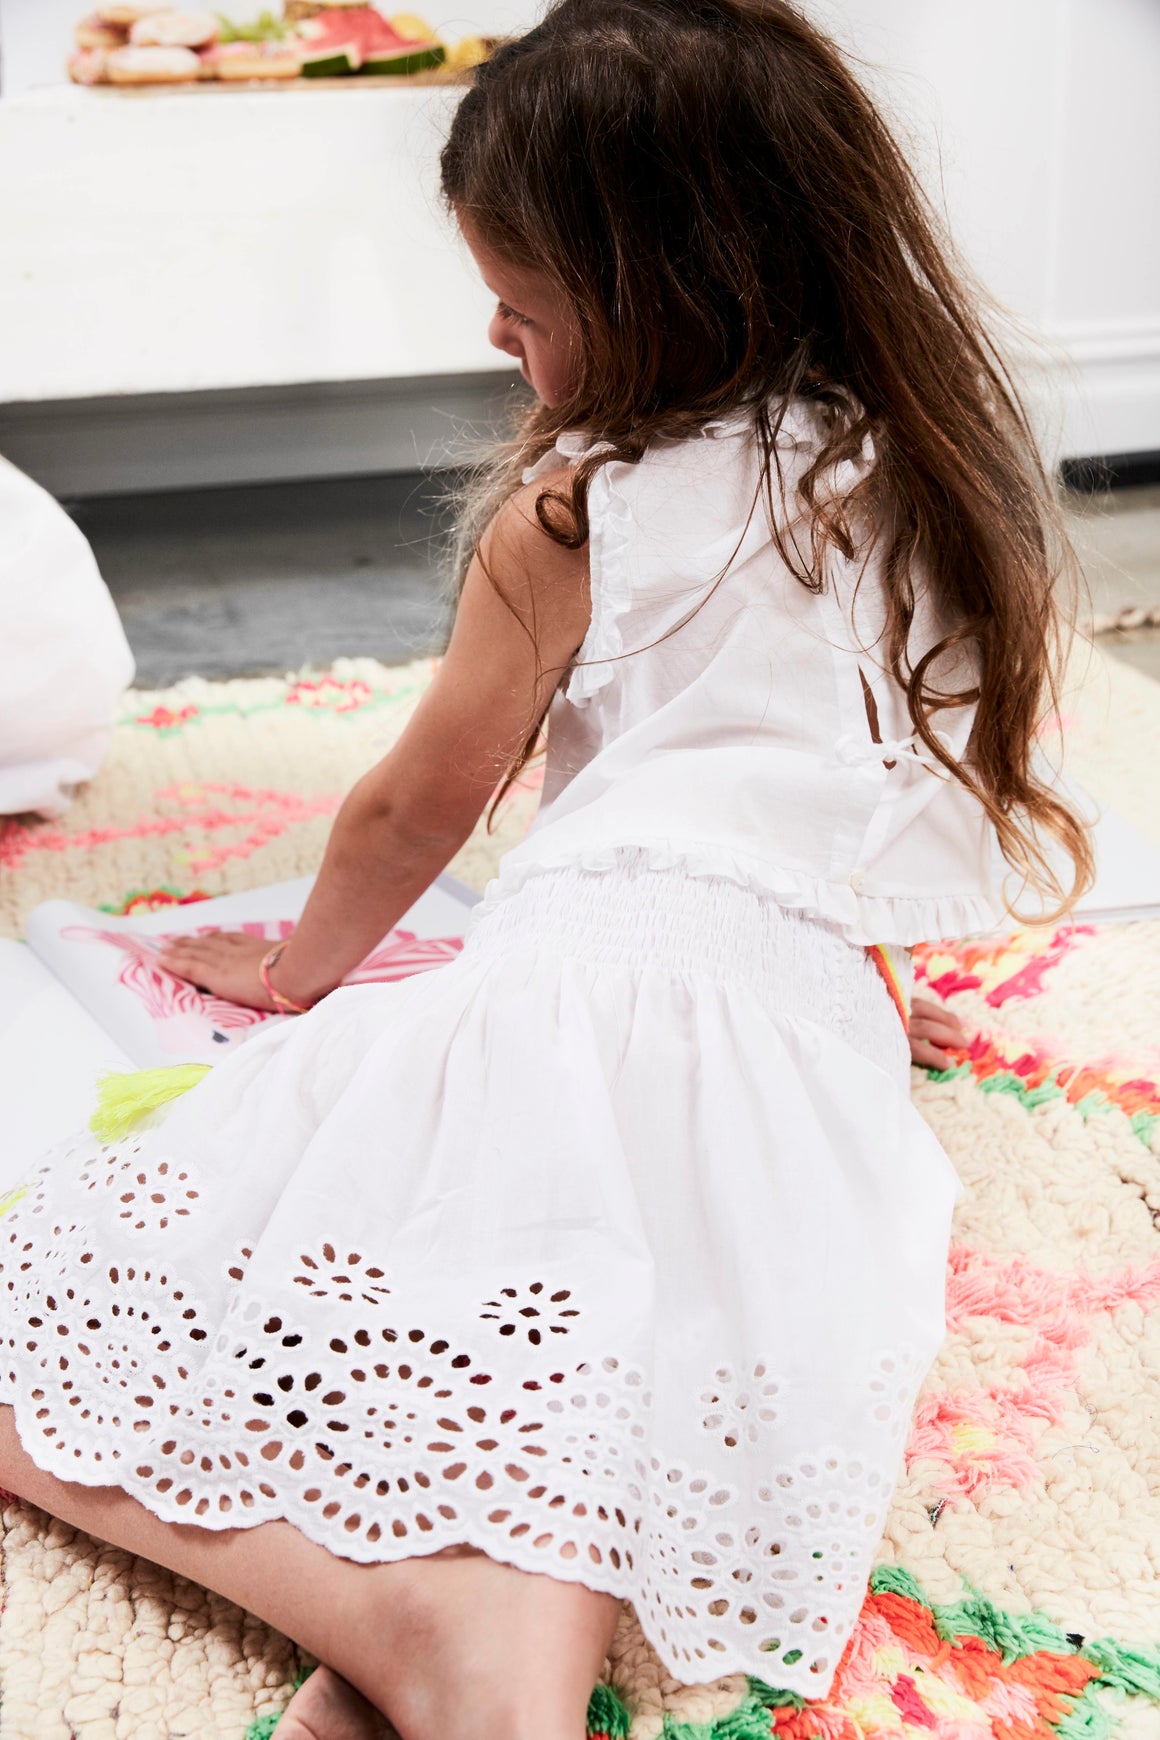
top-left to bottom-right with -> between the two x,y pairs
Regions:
70,473 -> 1160,689
71,473 -> 461,688
1066,483 -> 1160,682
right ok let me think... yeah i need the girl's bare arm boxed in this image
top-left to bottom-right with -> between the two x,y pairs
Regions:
161,480 -> 589,1009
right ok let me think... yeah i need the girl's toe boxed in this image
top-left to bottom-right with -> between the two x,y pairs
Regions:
275,1665 -> 392,1740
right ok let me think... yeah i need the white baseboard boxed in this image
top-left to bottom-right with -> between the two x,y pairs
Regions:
1024,321 -> 1160,467
1,342 -> 1155,500
0,373 -> 526,498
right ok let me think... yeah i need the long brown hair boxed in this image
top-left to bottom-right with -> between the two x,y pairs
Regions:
440,0 -> 1092,914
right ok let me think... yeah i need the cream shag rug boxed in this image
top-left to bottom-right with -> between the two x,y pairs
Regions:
1,651 -> 1159,1740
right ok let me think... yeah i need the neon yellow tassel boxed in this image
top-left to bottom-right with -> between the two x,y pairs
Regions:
89,1065 -> 211,1142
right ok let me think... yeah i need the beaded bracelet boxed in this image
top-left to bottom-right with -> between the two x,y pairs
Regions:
259,942 -> 313,1015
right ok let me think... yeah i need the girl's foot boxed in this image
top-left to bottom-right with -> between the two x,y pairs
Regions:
276,1665 -> 394,1740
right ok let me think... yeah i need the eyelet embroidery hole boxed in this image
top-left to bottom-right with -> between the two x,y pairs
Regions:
479,1281 -> 581,1346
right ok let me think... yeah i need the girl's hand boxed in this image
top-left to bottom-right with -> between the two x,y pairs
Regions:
160,931 -> 281,1012
909,994 -> 969,1070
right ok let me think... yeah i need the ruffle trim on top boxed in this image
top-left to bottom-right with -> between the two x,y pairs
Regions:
565,456 -> 636,705
473,841 -> 1001,948
518,431 -> 626,706
520,429 -> 636,707
520,404 -> 876,711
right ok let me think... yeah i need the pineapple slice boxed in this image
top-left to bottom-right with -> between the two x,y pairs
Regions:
390,13 -> 437,43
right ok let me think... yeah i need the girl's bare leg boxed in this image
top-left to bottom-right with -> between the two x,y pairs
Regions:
0,1408 -> 620,1740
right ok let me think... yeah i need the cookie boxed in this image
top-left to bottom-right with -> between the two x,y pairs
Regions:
129,11 -> 219,48
67,48 -> 111,84
207,40 -> 302,80
75,13 -> 128,49
105,44 -> 201,82
98,2 -> 172,22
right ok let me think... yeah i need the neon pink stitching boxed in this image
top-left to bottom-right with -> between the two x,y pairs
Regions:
916,924 -> 1096,1008
908,1246 -> 1160,1498
0,783 -> 342,875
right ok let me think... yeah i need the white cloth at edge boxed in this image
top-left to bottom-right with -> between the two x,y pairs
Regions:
495,400 -> 999,946
0,456 -> 134,818
0,861 -> 960,1696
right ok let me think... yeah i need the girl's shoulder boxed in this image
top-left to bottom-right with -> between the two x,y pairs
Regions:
477,473 -> 590,623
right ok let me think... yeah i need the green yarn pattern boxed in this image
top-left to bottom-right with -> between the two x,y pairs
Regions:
587,1680 -> 632,1737
244,1715 -> 283,1740
924,1060 -> 1159,1151
662,1703 -> 776,1739
1055,1683 -> 1127,1740
241,1569 -> 1160,1740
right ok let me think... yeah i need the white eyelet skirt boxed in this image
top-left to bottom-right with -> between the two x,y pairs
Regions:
0,859 -> 960,1697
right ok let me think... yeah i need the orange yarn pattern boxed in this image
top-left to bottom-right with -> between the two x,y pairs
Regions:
913,926 -> 1160,1144
766,1572 -> 1113,1740
557,1566 -> 1150,1740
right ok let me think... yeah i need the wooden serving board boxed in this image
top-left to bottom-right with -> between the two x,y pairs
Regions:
85,69 -> 473,94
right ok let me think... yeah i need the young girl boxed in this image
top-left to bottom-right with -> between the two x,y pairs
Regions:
0,1 -> 1090,1734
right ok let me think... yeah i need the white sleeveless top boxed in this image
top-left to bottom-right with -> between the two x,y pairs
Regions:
489,400 -> 1000,947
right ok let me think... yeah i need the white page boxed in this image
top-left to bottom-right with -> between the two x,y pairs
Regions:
1075,806 -> 1160,922
0,940 -> 134,1185
25,874 -> 478,1072
989,782 -> 1160,929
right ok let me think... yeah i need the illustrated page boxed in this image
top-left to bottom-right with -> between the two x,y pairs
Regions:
24,875 -> 478,1071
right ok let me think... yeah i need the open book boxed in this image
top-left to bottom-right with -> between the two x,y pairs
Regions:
0,875 -> 477,1182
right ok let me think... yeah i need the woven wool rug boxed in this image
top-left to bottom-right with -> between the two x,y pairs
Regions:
1,650 -> 1159,1739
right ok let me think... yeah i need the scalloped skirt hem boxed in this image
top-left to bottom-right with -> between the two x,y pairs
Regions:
0,861 -> 959,1696
0,1386 -> 857,1697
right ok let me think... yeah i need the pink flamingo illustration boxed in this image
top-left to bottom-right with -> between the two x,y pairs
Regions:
62,926 -> 281,1056
345,930 -> 463,984
62,923 -> 465,1058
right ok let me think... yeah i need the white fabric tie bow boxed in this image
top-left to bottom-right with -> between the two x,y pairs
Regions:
835,730 -> 953,769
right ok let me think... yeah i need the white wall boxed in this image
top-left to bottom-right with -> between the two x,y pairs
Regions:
806,0 -> 1160,459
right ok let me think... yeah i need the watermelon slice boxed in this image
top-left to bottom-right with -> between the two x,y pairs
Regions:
295,6 -> 440,76
299,39 -> 362,74
362,40 -> 444,74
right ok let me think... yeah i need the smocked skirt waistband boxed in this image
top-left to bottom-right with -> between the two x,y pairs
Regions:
464,858 -> 911,1084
